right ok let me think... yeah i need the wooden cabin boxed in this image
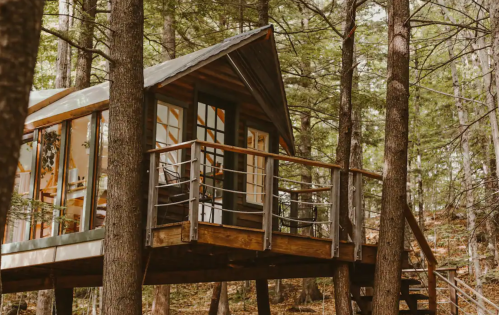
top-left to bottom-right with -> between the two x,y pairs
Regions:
4,26 -> 439,314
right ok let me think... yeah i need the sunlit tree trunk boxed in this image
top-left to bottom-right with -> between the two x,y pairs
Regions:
74,0 -> 97,90
152,285 -> 170,315
55,0 -> 70,88
35,290 -> 52,315
102,0 -> 144,313
371,0 -> 410,314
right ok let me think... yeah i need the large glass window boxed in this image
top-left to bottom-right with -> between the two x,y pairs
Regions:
246,128 -> 268,204
156,101 -> 183,184
94,110 -> 109,229
4,141 -> 33,243
197,102 -> 225,223
63,115 -> 92,234
35,124 -> 63,239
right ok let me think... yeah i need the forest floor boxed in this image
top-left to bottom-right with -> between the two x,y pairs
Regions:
3,207 -> 499,314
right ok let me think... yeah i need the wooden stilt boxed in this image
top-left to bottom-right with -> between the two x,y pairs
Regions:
53,288 -> 73,315
255,279 -> 271,315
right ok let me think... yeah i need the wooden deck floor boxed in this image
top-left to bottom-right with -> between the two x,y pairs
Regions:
1,222 -> 410,293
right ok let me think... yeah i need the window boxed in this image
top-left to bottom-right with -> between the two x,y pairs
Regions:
246,128 -> 269,204
35,124 -> 63,239
4,140 -> 33,243
94,110 -> 109,229
63,115 -> 92,234
156,101 -> 183,184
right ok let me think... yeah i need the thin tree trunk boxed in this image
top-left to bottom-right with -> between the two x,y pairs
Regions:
74,0 -> 97,90
35,290 -> 52,315
371,0 -> 410,314
0,0 -> 44,297
55,0 -> 70,88
209,283 -> 222,315
102,0 -> 144,314
333,1 -> 357,314
273,279 -> 284,304
256,279 -> 271,315
447,40 -> 485,315
256,0 -> 269,27
161,0 -> 175,61
217,282 -> 230,315
92,287 -> 97,315
152,285 -> 170,315
238,0 -> 245,34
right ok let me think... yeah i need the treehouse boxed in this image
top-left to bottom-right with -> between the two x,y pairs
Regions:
4,26 -> 441,314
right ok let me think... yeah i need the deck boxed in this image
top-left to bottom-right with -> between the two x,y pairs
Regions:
0,221 -> 410,294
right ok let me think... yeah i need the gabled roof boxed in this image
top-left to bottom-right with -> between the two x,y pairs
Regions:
25,25 -> 295,154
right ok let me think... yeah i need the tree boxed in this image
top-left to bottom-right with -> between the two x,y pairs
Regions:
74,0 -> 97,90
152,285 -> 170,315
333,0 -> 358,314
55,0 -> 71,88
101,0 -> 144,313
371,0 -> 410,314
0,0 -> 45,297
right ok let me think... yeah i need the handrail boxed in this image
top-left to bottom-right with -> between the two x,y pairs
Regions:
435,271 -> 497,314
145,140 -> 383,179
454,277 -> 499,312
404,204 -> 437,265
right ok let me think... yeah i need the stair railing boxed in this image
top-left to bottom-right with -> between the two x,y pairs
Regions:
434,270 -> 499,315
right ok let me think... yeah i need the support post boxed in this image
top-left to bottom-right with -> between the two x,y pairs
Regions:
54,288 -> 73,315
82,112 -> 99,232
189,142 -> 201,241
330,168 -> 340,257
428,262 -> 437,313
255,279 -> 271,315
353,172 -> 363,261
263,157 -> 274,250
146,152 -> 159,246
290,191 -> 298,234
449,270 -> 458,315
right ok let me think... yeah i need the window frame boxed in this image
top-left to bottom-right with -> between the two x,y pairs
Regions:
245,127 -> 269,205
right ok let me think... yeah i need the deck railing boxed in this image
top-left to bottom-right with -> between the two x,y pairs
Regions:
144,140 -> 380,258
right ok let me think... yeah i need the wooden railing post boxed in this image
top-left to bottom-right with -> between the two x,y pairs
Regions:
428,262 -> 437,313
290,191 -> 299,234
353,172 -> 363,261
330,168 -> 340,258
449,269 -> 458,315
189,142 -> 201,241
263,156 -> 274,250
146,152 -> 159,246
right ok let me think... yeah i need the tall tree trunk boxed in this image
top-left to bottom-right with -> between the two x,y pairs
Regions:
209,283 -> 223,315
371,0 -> 410,314
256,0 -> 269,27
152,285 -> 170,315
238,0 -> 245,33
256,279 -> 271,315
447,41 -> 485,315
273,279 -> 284,304
55,0 -> 70,88
74,0 -> 97,90
161,0 -> 175,61
217,282 -> 230,315
333,0 -> 357,314
102,0 -> 144,313
35,290 -> 52,315
0,0 -> 44,297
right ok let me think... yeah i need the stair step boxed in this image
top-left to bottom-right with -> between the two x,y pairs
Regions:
352,278 -> 421,287
357,294 -> 429,302
399,310 -> 434,315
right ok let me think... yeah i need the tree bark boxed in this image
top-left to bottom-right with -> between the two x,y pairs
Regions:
256,279 -> 271,315
371,0 -> 410,314
333,1 -> 357,314
209,283 -> 222,315
152,285 -> 170,315
74,0 -> 97,90
256,0 -> 269,27
0,0 -> 44,297
273,279 -> 284,304
102,0 -> 144,314
161,0 -> 175,61
55,0 -> 70,88
35,290 -> 52,315
491,0 -> 499,176
217,282 -> 230,315
447,40 -> 485,315
54,288 -> 73,315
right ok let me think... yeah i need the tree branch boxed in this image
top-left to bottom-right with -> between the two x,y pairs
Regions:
41,26 -> 114,63
293,0 -> 343,38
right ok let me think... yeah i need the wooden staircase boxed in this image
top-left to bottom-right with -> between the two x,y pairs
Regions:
351,277 -> 433,315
